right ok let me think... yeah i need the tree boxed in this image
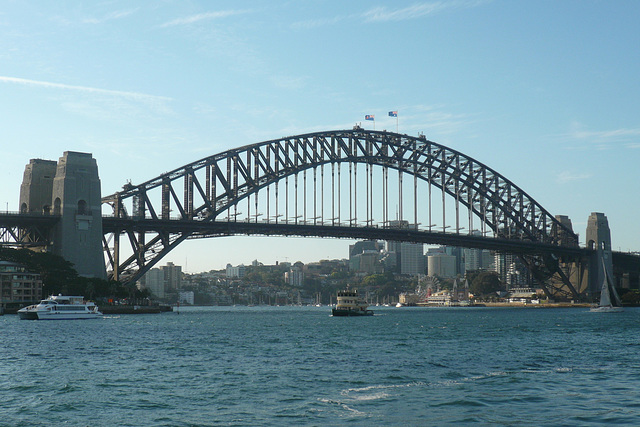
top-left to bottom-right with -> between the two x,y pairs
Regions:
470,271 -> 502,297
620,289 -> 640,306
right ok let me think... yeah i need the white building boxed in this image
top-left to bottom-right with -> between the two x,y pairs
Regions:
285,265 -> 304,287
178,291 -> 195,305
226,264 -> 246,278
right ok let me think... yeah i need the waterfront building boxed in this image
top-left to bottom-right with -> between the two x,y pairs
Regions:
0,261 -> 42,304
425,290 -> 453,306
178,291 -> 195,305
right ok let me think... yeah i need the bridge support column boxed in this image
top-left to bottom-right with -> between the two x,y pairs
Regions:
50,152 -> 106,279
586,212 -> 613,297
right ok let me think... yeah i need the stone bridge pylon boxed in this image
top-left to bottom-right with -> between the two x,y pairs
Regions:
19,151 -> 106,279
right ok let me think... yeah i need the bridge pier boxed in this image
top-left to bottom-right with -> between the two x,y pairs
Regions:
19,152 -> 106,279
585,212 -> 613,297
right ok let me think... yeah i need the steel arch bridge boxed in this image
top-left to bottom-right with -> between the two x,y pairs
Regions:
102,128 -> 585,298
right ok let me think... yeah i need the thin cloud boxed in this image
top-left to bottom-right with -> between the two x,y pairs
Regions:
82,9 -> 138,25
291,1 -> 490,30
0,76 -> 172,102
566,124 -> 640,149
571,127 -> 640,141
160,10 -> 251,28
290,15 -> 350,30
363,0 -> 490,23
557,171 -> 591,184
270,75 -> 307,90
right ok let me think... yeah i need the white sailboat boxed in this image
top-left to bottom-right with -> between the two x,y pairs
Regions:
590,263 -> 623,313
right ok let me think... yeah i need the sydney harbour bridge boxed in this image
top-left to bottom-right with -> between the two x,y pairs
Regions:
2,128 -> 638,300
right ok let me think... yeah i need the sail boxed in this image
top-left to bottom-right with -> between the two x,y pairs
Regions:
599,264 -> 622,308
609,277 -> 623,307
599,275 -> 612,307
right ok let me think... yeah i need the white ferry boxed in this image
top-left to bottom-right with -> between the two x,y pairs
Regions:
331,288 -> 373,316
18,295 -> 103,320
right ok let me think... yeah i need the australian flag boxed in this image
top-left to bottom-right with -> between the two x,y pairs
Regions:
365,114 -> 375,121
389,111 -> 398,117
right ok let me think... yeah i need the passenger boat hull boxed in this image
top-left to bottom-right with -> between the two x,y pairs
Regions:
331,308 -> 374,317
18,311 -> 39,320
18,310 -> 103,320
589,306 -> 624,313
17,295 -> 103,320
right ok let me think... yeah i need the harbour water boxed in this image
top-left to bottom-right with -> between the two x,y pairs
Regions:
2,306 -> 640,425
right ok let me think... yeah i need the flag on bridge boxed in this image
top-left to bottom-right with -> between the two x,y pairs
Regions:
365,114 -> 375,121
389,111 -> 398,117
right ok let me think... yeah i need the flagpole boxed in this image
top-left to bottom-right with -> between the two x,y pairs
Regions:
388,110 -> 398,133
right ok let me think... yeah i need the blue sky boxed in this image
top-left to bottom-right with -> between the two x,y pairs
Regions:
1,1 -> 638,272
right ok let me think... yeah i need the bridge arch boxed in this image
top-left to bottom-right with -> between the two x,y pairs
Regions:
102,128 -> 579,289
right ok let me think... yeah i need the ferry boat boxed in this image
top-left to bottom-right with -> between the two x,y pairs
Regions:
18,295 -> 103,320
331,288 -> 373,316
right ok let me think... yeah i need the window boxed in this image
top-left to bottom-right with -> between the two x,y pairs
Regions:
77,200 -> 87,215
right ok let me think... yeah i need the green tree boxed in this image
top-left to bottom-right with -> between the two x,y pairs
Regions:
620,289 -> 640,306
470,271 -> 502,297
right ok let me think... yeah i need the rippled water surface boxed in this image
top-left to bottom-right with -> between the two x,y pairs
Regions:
1,306 -> 639,426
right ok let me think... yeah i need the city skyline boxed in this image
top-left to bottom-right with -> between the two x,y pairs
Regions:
1,1 -> 638,272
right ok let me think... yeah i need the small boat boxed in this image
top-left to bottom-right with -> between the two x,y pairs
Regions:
331,288 -> 373,316
590,265 -> 623,313
18,295 -> 103,320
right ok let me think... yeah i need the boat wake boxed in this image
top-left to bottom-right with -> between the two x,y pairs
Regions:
317,398 -> 366,416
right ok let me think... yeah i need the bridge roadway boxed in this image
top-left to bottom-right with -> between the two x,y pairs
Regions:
0,211 -> 60,247
101,216 -> 589,258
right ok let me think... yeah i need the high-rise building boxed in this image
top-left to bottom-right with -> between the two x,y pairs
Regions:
427,253 -> 457,278
399,242 -> 424,275
163,262 -> 182,290
385,221 -> 423,276
494,253 -> 528,289
143,267 -> 165,299
226,264 -> 246,278
285,263 -> 304,286
349,240 -> 383,274
463,247 -> 482,271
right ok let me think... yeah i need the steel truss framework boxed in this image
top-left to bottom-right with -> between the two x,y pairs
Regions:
0,213 -> 59,248
102,129 -> 583,297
